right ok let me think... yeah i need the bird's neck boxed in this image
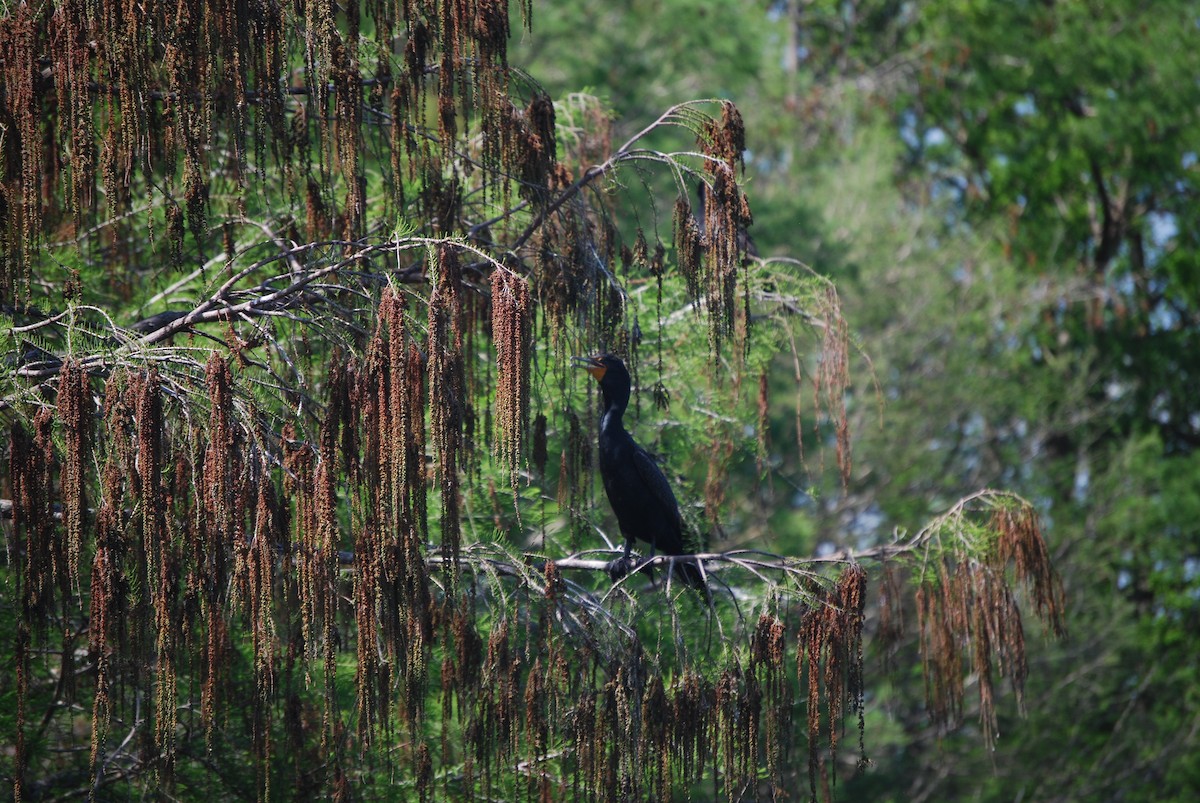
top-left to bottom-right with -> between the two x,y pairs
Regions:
600,389 -> 629,434
600,406 -> 624,435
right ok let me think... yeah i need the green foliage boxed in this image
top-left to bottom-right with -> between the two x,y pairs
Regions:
912,0 -> 1200,445
515,1 -> 775,122
765,2 -> 1200,798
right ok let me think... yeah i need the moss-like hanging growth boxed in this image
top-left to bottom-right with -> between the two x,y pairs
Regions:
491,268 -> 532,500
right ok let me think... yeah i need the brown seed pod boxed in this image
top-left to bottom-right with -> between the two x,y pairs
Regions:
57,359 -> 91,596
491,269 -> 532,501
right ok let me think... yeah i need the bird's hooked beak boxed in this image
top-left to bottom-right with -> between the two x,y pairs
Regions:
572,355 -> 607,381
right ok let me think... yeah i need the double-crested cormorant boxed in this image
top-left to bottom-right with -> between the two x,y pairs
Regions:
575,354 -> 706,590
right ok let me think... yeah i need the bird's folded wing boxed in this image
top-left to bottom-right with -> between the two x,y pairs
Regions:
632,448 -> 685,530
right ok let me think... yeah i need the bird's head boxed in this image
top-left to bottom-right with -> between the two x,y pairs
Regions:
572,353 -> 627,382
573,353 -> 632,408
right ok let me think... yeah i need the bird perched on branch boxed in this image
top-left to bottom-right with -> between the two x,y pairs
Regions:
574,353 -> 707,591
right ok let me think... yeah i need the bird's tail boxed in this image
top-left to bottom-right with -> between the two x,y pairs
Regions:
665,555 -> 709,595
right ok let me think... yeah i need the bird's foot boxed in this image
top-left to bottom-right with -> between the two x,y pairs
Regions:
606,555 -> 642,583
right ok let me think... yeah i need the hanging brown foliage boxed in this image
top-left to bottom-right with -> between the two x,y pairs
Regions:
130,370 -> 182,774
9,410 -> 60,803
0,3 -> 41,298
429,244 -> 466,584
913,494 -> 1066,750
673,195 -> 704,304
88,453 -> 123,786
333,35 -> 366,241
56,359 -> 91,597
751,612 -> 791,793
365,290 -> 436,739
993,502 -> 1067,636
0,0 -> 537,300
696,100 -> 754,355
500,90 -> 558,205
12,409 -> 60,638
491,268 -> 533,498
816,283 -> 853,488
796,565 -> 868,801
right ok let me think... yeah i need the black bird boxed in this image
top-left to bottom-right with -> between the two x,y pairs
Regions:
575,354 -> 707,590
